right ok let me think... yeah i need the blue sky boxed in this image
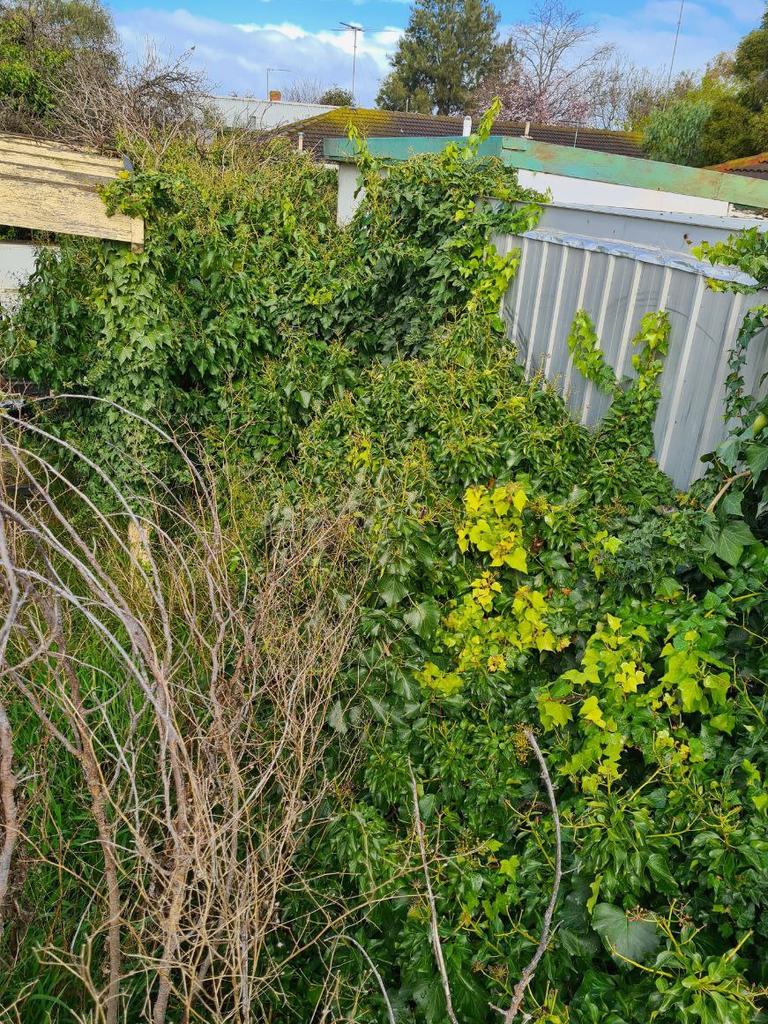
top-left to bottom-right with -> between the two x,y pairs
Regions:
110,0 -> 764,107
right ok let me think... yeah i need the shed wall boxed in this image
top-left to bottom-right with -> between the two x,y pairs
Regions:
499,229 -> 768,489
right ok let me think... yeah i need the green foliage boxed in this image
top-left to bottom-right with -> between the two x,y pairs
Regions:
0,0 -> 116,125
734,9 -> 768,112
375,0 -> 509,115
698,94 -> 764,166
639,9 -> 768,167
3,138 -> 337,488
568,307 -> 670,457
643,97 -> 713,166
3,104 -> 768,1024
292,276 -> 766,1022
319,85 -> 354,106
643,13 -> 768,166
566,310 -> 617,392
692,229 -> 768,553
4,112 -> 542,494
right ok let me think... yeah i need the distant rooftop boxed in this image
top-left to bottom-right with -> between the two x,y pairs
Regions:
280,107 -> 644,160
204,95 -> 338,131
710,152 -> 768,180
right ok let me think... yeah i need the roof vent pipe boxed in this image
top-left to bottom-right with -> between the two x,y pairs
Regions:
297,132 -> 304,153
524,120 -> 530,137
462,115 -> 472,137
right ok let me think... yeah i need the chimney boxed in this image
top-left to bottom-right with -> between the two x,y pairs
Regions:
462,115 -> 472,137
269,90 -> 282,102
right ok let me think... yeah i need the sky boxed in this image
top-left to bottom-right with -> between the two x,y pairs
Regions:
109,0 -> 765,108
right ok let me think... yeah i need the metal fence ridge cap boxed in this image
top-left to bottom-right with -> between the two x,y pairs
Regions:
509,199 -> 768,232
519,226 -> 763,287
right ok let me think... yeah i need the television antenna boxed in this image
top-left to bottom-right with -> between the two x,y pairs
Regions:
339,22 -> 363,103
665,0 -> 686,93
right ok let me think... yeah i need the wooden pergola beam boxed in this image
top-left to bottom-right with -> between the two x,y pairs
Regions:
0,133 -> 144,248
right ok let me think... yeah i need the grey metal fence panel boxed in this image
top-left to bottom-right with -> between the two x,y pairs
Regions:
500,227 -> 768,490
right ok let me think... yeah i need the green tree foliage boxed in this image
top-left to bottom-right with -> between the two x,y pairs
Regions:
643,96 -> 713,166
0,0 -> 117,129
376,0 -> 510,114
2,119 -> 768,1023
734,9 -> 768,111
645,10 -> 768,166
318,85 -> 354,106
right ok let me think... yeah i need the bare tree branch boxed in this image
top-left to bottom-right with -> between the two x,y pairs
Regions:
0,401 -> 369,1022
471,0 -> 616,125
329,936 -> 397,1024
500,729 -> 561,1024
409,762 -> 458,1024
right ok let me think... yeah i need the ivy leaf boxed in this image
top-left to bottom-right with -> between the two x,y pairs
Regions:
418,793 -> 436,822
679,676 -> 705,713
539,699 -> 573,730
502,546 -> 528,572
580,696 -> 606,729
499,856 -> 519,879
586,874 -> 602,915
703,672 -> 730,706
715,435 -> 741,471
592,904 -> 661,965
647,853 -> 678,892
710,713 -> 736,734
715,520 -> 756,566
745,442 -> 768,477
404,600 -> 441,639
379,575 -> 408,608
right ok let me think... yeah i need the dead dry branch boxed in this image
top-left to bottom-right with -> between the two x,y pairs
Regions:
409,761 -> 459,1024
0,405 -> 366,1023
500,729 -> 562,1023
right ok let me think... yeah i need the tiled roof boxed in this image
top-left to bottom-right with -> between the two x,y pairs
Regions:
709,152 -> 768,180
282,107 -> 644,160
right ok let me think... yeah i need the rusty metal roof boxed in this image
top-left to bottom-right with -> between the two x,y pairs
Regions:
709,152 -> 768,180
282,107 -> 644,160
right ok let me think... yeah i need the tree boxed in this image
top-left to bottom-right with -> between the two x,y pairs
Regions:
589,62 -> 694,132
376,72 -> 431,114
376,0 -> 509,115
284,80 -> 354,107
318,86 -> 353,106
0,0 -> 118,131
733,8 -> 768,111
643,13 -> 768,167
469,1 -> 615,124
642,97 -> 714,166
641,58 -> 732,166
0,0 -> 206,152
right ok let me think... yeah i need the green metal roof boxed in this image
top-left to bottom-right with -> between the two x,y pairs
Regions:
323,135 -> 768,211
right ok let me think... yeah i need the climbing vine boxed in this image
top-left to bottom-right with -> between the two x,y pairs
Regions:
0,111 -> 766,1024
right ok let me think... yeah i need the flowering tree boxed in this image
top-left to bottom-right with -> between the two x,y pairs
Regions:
470,0 -> 614,124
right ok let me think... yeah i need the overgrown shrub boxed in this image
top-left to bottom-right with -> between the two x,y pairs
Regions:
0,110 -> 766,1024
3,108 -> 541,494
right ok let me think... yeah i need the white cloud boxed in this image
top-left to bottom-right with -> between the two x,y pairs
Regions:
236,22 -> 308,39
594,0 -> 760,74
115,1 -> 761,112
116,8 -> 398,104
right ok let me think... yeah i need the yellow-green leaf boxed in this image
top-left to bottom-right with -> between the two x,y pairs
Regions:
580,695 -> 606,729
539,698 -> 573,729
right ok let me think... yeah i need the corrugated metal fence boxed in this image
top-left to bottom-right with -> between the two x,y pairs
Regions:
498,208 -> 768,489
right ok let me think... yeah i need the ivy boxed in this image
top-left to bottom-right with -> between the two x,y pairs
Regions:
2,115 -> 767,1024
